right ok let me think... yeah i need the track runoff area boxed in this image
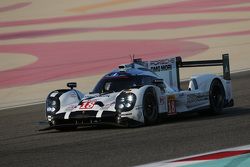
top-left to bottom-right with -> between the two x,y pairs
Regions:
137,145 -> 250,167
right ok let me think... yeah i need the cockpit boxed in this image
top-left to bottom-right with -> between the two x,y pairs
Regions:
92,73 -> 159,94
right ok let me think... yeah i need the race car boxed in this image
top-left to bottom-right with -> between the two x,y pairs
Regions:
43,54 -> 233,130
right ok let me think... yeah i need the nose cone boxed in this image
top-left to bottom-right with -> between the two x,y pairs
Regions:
75,92 -> 119,111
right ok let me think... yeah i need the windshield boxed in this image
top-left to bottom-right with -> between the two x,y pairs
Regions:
92,76 -> 143,93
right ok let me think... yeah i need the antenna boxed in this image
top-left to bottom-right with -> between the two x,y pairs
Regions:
130,54 -> 135,62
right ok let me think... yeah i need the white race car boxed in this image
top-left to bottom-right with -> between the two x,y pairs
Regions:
44,54 -> 233,130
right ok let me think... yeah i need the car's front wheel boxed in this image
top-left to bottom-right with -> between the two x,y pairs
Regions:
143,87 -> 158,125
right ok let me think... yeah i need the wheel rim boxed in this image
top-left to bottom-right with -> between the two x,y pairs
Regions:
144,93 -> 156,118
211,85 -> 223,108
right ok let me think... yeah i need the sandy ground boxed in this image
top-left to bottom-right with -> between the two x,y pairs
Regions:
0,0 -> 250,109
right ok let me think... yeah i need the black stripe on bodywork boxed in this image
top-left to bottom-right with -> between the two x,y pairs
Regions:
54,89 -> 69,98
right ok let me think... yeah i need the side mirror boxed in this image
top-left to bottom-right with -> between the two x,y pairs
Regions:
152,79 -> 164,84
67,82 -> 77,89
152,79 -> 166,90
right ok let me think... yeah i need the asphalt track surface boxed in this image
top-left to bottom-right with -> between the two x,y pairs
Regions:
0,71 -> 250,167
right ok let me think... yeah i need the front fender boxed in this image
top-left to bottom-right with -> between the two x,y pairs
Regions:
45,89 -> 84,118
127,85 -> 161,123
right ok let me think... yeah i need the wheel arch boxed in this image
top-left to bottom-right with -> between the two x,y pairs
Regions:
130,85 -> 161,124
208,78 -> 226,114
190,74 -> 226,93
45,89 -> 84,116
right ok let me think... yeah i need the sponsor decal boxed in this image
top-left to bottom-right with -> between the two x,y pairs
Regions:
167,95 -> 177,115
80,100 -> 96,109
65,104 -> 77,111
150,64 -> 172,72
70,92 -> 77,97
149,58 -> 174,66
149,58 -> 174,72
121,112 -> 132,116
103,102 -> 115,110
187,92 -> 209,108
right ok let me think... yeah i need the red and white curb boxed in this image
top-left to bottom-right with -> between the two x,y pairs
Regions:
136,145 -> 250,167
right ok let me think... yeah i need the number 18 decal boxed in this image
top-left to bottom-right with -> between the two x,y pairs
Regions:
80,101 -> 96,109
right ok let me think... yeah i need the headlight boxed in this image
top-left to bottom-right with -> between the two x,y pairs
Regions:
46,98 -> 59,113
115,92 -> 136,112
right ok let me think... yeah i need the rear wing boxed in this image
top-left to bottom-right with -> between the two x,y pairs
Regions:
132,53 -> 231,91
176,53 -> 231,90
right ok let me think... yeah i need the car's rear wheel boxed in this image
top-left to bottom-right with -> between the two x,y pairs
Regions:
209,79 -> 225,114
143,88 -> 158,125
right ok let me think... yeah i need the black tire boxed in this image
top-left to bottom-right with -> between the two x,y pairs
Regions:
143,87 -> 158,125
209,79 -> 225,114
